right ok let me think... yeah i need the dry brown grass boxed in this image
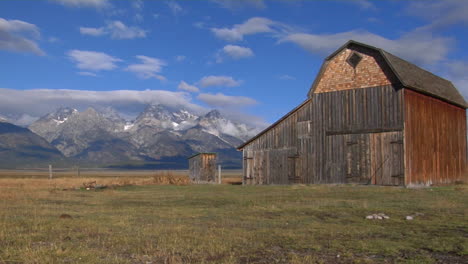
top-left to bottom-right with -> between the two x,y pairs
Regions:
0,171 -> 191,202
152,171 -> 190,185
0,175 -> 466,263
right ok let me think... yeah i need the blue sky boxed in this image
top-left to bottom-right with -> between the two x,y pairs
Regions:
1,0 -> 467,127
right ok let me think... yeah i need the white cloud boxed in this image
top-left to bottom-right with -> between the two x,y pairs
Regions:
444,61 -> 468,99
178,81 -> 199,93
222,45 -> 254,59
167,1 -> 183,16
175,55 -> 186,62
406,0 -> 468,30
48,36 -> 60,43
193,22 -> 206,29
211,0 -> 266,10
79,27 -> 105,36
213,16 -> 453,66
125,55 -> 167,80
52,0 -> 111,9
67,50 -> 122,71
348,0 -> 376,10
279,74 -> 296,80
79,21 -> 146,39
279,29 -> 453,66
77,71 -> 98,77
132,0 -> 143,10
198,75 -> 242,88
132,0 -> 144,22
197,93 -> 257,108
0,18 -> 45,55
211,17 -> 284,42
134,13 -> 144,23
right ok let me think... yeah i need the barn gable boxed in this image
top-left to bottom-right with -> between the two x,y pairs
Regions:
311,44 -> 398,94
308,40 -> 468,108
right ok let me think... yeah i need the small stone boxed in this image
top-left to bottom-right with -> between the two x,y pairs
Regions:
406,216 -> 414,220
336,254 -> 340,258
376,216 -> 383,220
366,215 -> 374,219
383,215 -> 390,220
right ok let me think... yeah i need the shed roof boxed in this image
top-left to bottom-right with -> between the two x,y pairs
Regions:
188,152 -> 217,160
238,40 -> 467,150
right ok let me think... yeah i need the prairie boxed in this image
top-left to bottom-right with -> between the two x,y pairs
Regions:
0,170 -> 466,263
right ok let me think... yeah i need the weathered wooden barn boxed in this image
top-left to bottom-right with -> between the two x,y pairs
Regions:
238,40 -> 467,187
188,153 -> 217,183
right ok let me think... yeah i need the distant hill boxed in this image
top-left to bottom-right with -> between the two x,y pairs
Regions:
0,121 -> 67,168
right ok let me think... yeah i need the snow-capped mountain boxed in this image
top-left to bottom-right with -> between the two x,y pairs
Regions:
25,104 -> 259,168
197,110 -> 258,141
28,107 -> 79,142
129,104 -> 199,132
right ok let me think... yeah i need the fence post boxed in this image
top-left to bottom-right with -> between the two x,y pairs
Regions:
218,165 -> 222,184
49,164 -> 53,180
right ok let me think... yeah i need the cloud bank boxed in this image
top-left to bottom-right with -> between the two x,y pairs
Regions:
0,88 -> 263,128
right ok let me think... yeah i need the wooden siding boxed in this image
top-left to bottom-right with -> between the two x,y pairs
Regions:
404,89 -> 467,186
324,131 -> 404,185
243,85 -> 404,185
189,154 -> 217,183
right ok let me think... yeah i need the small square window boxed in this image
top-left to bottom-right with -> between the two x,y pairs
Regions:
347,52 -> 362,68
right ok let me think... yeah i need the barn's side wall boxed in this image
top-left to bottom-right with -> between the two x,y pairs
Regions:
404,89 -> 467,186
243,85 -> 404,184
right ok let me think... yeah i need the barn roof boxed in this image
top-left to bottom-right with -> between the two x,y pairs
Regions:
309,40 -> 467,108
238,40 -> 467,150
381,50 -> 467,108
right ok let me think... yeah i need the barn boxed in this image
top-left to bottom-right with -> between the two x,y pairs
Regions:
238,40 -> 467,187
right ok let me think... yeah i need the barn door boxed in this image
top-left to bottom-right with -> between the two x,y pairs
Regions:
344,134 -> 371,184
370,131 -> 404,186
326,133 -> 371,184
325,134 -> 346,183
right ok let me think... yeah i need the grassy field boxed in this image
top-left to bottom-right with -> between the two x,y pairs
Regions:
0,171 -> 466,263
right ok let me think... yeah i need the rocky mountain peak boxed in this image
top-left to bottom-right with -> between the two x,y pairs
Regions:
96,106 -> 126,123
204,109 -> 223,119
81,107 -> 99,116
43,107 -> 78,123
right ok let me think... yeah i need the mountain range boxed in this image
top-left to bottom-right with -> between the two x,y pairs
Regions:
0,104 -> 258,169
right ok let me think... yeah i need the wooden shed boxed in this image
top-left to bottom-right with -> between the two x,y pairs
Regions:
238,40 -> 467,187
188,153 -> 217,183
